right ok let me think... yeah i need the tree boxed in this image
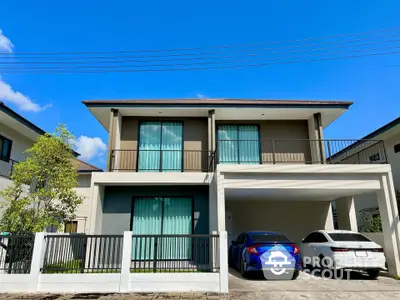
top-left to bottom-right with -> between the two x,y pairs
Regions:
0,124 -> 83,234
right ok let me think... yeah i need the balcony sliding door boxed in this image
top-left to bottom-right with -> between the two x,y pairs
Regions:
138,121 -> 183,172
217,125 -> 260,164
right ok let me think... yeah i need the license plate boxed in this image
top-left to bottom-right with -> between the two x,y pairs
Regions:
355,251 -> 368,257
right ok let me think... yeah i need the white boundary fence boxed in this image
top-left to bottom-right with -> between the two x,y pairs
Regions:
0,231 -> 228,294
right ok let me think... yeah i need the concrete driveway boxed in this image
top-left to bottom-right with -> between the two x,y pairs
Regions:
229,268 -> 400,299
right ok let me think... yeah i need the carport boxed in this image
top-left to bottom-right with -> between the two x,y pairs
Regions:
209,164 -> 400,276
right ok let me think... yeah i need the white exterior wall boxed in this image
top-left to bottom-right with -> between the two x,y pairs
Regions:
73,173 -> 92,233
0,123 -> 35,163
354,131 -> 400,221
226,200 -> 332,243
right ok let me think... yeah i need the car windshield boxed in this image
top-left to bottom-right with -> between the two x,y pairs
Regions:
328,233 -> 371,242
249,234 -> 290,243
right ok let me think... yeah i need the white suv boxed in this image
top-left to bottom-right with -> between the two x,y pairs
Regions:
301,230 -> 386,278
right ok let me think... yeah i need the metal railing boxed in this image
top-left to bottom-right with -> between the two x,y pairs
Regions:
0,234 -> 35,274
130,234 -> 220,273
110,149 -> 213,172
216,139 -> 387,165
0,159 -> 18,179
42,234 -> 124,273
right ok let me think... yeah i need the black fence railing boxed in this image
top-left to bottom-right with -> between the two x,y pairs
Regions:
0,234 -> 35,274
42,234 -> 124,273
215,139 -> 387,165
110,149 -> 213,172
0,159 -> 18,179
131,234 -> 220,273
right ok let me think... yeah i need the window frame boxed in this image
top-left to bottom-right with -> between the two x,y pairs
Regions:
216,124 -> 262,164
136,120 -> 184,172
0,134 -> 12,162
130,196 -> 195,235
369,152 -> 380,162
64,221 -> 78,233
394,143 -> 400,154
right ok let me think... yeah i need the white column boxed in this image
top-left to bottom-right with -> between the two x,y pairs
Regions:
217,174 -> 226,231
120,231 -> 132,293
377,174 -> 400,276
88,184 -> 104,234
336,196 -> 358,231
209,174 -> 218,233
218,231 -> 229,293
29,232 -> 47,292
324,202 -> 335,231
114,111 -> 122,171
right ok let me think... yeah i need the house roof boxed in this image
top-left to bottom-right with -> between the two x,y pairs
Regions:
0,102 -> 46,137
359,117 -> 400,140
74,158 -> 103,173
0,102 -> 81,157
83,98 -> 353,108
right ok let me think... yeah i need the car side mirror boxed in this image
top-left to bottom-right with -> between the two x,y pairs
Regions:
301,238 -> 305,243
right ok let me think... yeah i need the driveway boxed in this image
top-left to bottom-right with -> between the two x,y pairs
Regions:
229,268 -> 400,299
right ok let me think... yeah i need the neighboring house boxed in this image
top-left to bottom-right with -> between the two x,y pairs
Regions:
0,102 -> 102,233
331,117 -> 400,230
83,98 -> 400,277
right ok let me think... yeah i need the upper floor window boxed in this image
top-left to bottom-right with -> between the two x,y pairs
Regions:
0,135 -> 12,162
137,121 -> 183,172
394,143 -> 400,154
217,125 -> 260,164
369,153 -> 380,162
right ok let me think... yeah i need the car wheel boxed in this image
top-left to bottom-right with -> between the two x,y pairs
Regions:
291,270 -> 300,280
319,255 -> 332,270
367,269 -> 380,279
240,258 -> 248,278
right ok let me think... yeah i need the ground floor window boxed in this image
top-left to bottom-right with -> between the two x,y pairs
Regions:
64,221 -> 78,233
131,197 -> 193,260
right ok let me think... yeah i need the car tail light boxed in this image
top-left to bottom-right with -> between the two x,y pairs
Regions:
247,246 -> 259,255
331,247 -> 349,252
291,244 -> 300,255
372,248 -> 384,252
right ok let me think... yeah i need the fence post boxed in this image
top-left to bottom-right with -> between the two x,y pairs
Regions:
29,232 -> 47,292
120,231 -> 132,293
218,231 -> 229,293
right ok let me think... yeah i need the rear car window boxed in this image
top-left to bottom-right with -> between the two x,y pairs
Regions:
249,234 -> 290,243
328,233 -> 371,242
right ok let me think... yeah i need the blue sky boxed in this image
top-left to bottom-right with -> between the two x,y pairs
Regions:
0,0 -> 399,169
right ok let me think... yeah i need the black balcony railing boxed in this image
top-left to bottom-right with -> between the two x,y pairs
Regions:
215,139 -> 387,165
110,139 -> 387,171
110,149 -> 214,172
0,159 -> 18,179
131,234 -> 220,273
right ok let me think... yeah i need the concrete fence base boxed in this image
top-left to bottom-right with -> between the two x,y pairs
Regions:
0,231 -> 228,294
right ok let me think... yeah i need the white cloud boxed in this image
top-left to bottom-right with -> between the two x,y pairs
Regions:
0,77 -> 52,112
196,93 -> 208,99
75,136 -> 107,161
0,29 -> 14,53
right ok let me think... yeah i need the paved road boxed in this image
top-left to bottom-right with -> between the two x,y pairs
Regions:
1,270 -> 399,300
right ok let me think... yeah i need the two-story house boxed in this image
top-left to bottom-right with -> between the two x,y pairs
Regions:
0,101 -> 102,234
331,117 -> 400,232
83,98 -> 400,281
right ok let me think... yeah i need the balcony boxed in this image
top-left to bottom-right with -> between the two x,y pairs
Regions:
109,139 -> 387,172
110,149 -> 214,172
0,159 -> 18,179
216,139 -> 387,165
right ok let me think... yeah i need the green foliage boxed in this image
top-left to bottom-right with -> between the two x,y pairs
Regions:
0,124 -> 83,234
359,212 -> 383,233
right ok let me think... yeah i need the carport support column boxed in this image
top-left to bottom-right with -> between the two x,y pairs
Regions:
217,174 -> 226,231
89,183 -> 104,234
335,196 -> 358,231
377,173 -> 400,276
